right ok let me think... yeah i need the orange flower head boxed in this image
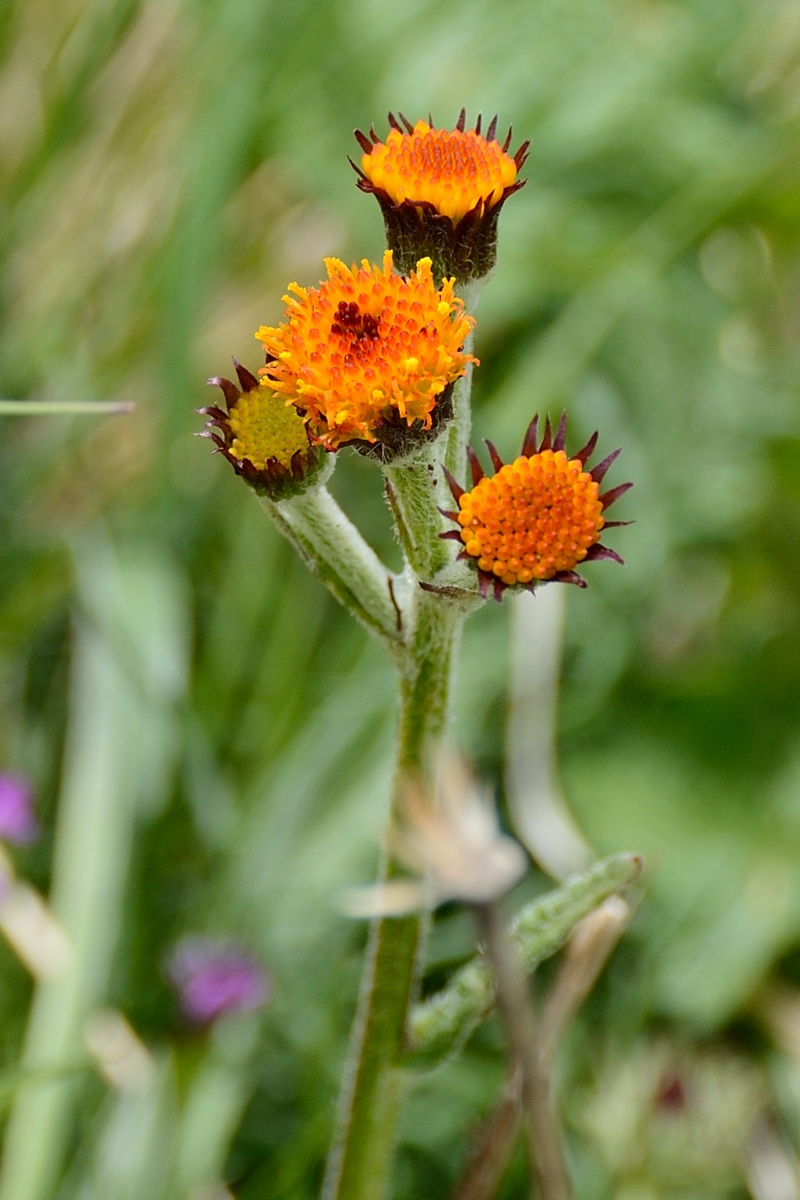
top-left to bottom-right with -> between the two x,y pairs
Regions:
359,115 -> 520,225
441,413 -> 632,601
198,361 -> 324,497
354,112 -> 529,282
255,251 -> 477,458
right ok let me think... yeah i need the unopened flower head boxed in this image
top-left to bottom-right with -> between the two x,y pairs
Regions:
198,360 -> 325,498
0,773 -> 39,845
442,413 -> 632,601
167,936 -> 271,1024
354,111 -> 529,281
342,757 -> 527,917
255,251 -> 476,458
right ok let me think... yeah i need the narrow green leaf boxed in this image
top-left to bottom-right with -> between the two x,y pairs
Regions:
0,401 -> 134,415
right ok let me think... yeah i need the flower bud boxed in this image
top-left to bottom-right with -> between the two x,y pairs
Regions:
354,111 -> 528,283
197,360 -> 325,498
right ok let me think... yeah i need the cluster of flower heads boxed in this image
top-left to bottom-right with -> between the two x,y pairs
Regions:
201,110 -> 630,592
200,112 -> 514,481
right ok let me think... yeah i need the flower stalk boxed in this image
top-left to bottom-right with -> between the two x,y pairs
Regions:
445,287 -> 482,477
320,298 -> 481,1195
197,110 -> 638,1200
322,600 -> 463,1200
261,484 -> 406,655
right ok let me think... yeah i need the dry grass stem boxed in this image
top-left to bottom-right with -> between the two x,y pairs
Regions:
474,901 -> 569,1200
458,897 -> 631,1200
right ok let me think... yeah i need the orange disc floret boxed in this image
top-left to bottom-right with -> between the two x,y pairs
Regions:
255,250 -> 476,453
358,115 -> 520,226
457,450 -> 604,585
441,413 -> 632,601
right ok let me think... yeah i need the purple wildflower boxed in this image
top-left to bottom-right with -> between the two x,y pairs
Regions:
167,937 -> 270,1024
0,774 -> 39,845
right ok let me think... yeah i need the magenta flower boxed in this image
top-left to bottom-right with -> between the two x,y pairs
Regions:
0,774 -> 39,845
167,937 -> 270,1024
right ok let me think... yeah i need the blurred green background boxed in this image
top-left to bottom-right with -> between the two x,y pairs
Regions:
2,0 -> 800,1196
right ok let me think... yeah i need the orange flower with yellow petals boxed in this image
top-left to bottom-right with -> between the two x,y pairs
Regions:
441,414 -> 632,602
198,360 -> 324,497
353,111 -> 529,281
255,251 -> 477,458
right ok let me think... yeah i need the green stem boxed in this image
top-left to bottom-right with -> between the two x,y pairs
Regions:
320,275 -> 487,1198
383,435 -> 454,581
259,486 -> 404,656
395,594 -> 463,769
444,355 -> 476,482
445,278 -> 483,480
321,593 -> 464,1200
383,277 -> 483,584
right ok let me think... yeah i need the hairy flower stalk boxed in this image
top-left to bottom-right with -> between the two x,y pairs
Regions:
199,112 -> 636,1200
321,554 -> 470,1200
260,487 -> 405,655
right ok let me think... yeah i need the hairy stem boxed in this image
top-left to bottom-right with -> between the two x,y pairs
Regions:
259,486 -> 403,656
446,277 -> 483,480
383,435 -> 454,581
318,275 -> 482,1199
321,594 -> 464,1200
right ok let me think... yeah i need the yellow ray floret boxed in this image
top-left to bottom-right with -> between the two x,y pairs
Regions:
457,450 -> 606,586
255,251 -> 476,450
361,120 -> 518,226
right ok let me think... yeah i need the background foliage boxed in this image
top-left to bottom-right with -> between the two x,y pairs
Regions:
2,0 -> 800,1196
